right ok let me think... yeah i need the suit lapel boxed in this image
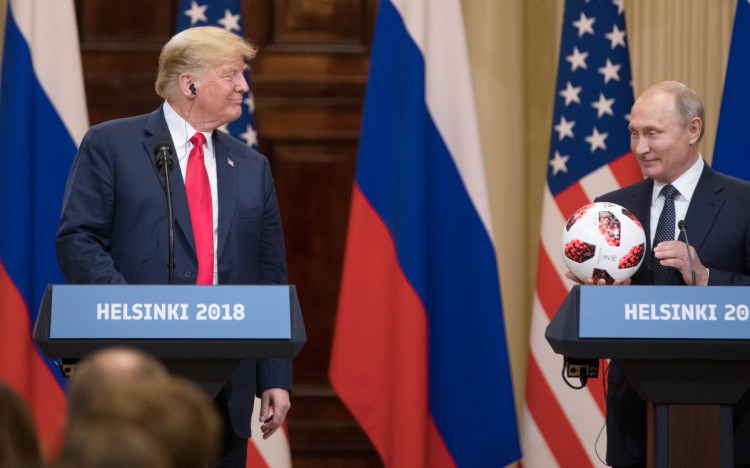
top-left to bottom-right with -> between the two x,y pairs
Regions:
143,107 -> 195,254
684,165 -> 725,252
213,133 -> 238,263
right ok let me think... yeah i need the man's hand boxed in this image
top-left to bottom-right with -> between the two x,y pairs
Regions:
564,270 -> 631,285
653,240 -> 708,286
259,388 -> 290,439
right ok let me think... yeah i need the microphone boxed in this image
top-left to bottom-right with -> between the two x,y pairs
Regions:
152,141 -> 176,285
678,220 -> 696,286
153,142 -> 174,173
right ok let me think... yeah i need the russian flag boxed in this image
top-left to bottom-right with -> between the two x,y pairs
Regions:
713,0 -> 750,180
0,0 -> 88,456
329,0 -> 521,466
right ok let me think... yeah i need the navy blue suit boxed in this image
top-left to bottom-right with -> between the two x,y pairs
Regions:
56,106 -> 291,438
597,163 -> 750,466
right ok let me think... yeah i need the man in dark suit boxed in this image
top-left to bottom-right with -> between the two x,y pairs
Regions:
577,81 -> 750,466
56,26 -> 290,468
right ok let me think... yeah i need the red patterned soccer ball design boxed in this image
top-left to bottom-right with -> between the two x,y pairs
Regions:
561,202 -> 646,284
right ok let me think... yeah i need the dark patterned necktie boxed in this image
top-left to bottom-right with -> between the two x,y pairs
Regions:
652,184 -> 678,285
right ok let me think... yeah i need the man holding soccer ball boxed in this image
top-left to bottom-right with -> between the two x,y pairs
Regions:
567,81 -> 750,467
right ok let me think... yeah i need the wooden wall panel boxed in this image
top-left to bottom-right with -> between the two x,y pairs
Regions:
75,0 -> 381,466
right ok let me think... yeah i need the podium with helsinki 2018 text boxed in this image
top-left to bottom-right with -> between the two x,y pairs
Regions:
546,285 -> 750,468
33,284 -> 306,398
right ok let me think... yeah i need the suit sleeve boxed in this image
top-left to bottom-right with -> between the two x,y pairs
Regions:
706,222 -> 750,286
56,128 -> 128,284
255,156 -> 293,392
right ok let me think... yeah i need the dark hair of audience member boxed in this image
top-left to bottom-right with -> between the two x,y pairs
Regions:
67,376 -> 221,468
67,346 -> 168,419
53,419 -> 172,468
0,381 -> 43,468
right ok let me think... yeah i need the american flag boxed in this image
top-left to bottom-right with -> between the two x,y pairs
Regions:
520,1 -> 642,466
178,0 -> 259,149
176,2 -> 291,467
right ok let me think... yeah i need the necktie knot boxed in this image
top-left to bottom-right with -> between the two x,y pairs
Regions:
190,132 -> 206,156
661,184 -> 678,201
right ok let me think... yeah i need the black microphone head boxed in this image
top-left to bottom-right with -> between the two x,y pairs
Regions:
678,220 -> 687,230
153,142 -> 174,172
152,142 -> 172,157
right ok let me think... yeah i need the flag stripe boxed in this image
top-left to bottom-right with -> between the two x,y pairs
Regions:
391,0 -> 494,239
529,295 -> 606,450
609,152 -> 643,187
519,407 -> 557,468
0,1 -> 84,457
331,0 -> 520,465
330,186 -> 454,467
713,0 -> 750,179
525,354 -> 593,467
8,0 -> 88,145
535,245 -> 570,321
554,182 -> 592,222
522,1 -> 641,466
0,263 -> 67,455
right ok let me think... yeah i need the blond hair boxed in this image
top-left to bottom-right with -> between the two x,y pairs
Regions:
155,26 -> 256,100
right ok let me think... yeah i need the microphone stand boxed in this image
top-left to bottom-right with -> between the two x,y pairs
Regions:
154,144 -> 176,285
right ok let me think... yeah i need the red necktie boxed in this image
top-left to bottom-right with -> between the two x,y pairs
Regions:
185,132 -> 213,284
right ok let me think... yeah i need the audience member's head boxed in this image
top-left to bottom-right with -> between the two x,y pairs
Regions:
54,419 -> 171,468
0,381 -> 43,468
68,377 -> 221,468
67,346 -> 168,418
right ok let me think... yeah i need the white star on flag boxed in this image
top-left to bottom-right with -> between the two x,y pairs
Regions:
217,9 -> 241,32
525,1 -> 640,465
549,151 -> 570,175
591,93 -> 616,117
559,81 -> 582,106
240,124 -> 258,146
572,12 -> 596,37
585,127 -> 609,152
554,115 -> 576,141
598,58 -> 622,83
605,24 -> 627,49
244,93 -> 256,113
566,47 -> 589,72
183,1 -> 208,26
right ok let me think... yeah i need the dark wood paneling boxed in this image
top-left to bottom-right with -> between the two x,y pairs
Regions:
75,1 -> 381,465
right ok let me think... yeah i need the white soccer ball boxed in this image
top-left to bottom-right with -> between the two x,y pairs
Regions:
561,201 -> 646,284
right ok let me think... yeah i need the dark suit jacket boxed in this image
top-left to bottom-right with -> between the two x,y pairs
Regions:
596,163 -> 750,465
56,106 -> 291,438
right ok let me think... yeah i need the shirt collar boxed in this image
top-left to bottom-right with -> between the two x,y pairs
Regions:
651,155 -> 704,205
162,101 -> 214,162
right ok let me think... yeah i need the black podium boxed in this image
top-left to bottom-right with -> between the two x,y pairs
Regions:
546,285 -> 750,468
34,284 -> 306,397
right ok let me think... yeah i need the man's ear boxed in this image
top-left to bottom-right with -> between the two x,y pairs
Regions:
178,74 -> 195,98
688,116 -> 702,145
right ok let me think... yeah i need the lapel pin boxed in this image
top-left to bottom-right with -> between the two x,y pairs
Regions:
227,157 -> 235,167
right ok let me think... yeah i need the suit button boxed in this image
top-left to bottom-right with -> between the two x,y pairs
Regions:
183,271 -> 193,279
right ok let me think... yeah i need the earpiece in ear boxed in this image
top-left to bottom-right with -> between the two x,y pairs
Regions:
189,83 -> 196,95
